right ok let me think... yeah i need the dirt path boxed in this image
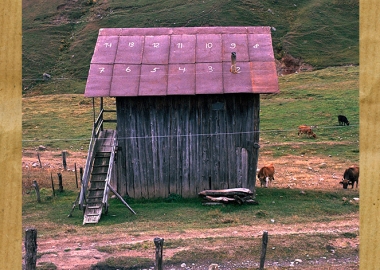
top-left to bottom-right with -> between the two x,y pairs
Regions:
34,215 -> 358,269
22,151 -> 359,269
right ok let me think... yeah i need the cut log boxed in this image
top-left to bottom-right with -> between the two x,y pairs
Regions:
199,188 -> 253,197
204,195 -> 236,203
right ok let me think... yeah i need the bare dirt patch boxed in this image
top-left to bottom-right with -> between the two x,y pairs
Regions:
22,151 -> 359,269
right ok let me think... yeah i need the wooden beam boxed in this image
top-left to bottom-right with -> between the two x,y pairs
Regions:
0,0 -> 22,268
360,1 -> 380,269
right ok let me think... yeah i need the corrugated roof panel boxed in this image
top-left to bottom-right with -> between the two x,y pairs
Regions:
91,36 -> 119,64
221,34 -> 249,62
223,62 -> 253,94
120,27 -> 173,36
114,36 -> 144,64
84,26 -> 279,97
139,65 -> 168,96
142,35 -> 170,64
167,64 -> 196,95
169,35 -> 196,64
85,64 -> 113,97
248,34 -> 275,62
196,34 -> 222,63
195,63 -> 223,94
250,62 -> 279,93
99,28 -> 121,36
110,64 -> 141,96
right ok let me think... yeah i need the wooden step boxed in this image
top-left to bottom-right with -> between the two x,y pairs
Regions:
86,206 -> 101,210
88,195 -> 103,199
88,188 -> 104,191
91,172 -> 107,175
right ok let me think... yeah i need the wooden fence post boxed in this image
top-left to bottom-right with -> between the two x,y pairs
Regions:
154,237 -> 164,270
37,152 -> 42,168
259,231 -> 268,270
57,173 -> 63,192
25,228 -> 37,270
79,167 -> 83,185
32,180 -> 41,203
50,173 -> 55,197
62,151 -> 67,170
74,163 -> 78,188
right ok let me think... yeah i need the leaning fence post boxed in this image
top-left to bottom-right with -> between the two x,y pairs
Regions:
259,231 -> 269,270
62,151 -> 67,170
50,173 -> 55,197
25,228 -> 37,270
32,180 -> 41,203
57,173 -> 63,192
154,237 -> 164,270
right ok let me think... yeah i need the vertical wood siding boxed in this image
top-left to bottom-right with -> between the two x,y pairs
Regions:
116,94 -> 260,198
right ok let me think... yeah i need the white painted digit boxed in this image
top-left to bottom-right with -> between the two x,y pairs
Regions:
125,67 -> 131,72
206,42 -> 213,49
253,43 -> 260,48
208,66 -> 213,72
230,43 -> 236,49
99,67 -> 105,73
104,43 -> 112,48
179,67 -> 186,73
177,43 -> 183,48
236,67 -> 241,73
151,67 -> 160,72
128,42 -> 134,47
153,43 -> 160,48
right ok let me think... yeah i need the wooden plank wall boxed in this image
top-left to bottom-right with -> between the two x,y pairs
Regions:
116,94 -> 260,198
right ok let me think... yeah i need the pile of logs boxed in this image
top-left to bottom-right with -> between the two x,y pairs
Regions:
199,188 -> 258,205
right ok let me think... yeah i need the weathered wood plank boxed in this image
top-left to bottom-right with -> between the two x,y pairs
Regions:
199,188 -> 253,197
117,94 -> 260,199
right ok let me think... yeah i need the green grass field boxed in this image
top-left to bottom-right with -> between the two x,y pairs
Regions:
22,0 -> 358,94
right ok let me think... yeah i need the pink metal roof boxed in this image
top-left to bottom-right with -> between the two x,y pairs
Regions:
85,26 -> 279,97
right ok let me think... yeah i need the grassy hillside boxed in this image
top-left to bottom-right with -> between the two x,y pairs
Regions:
22,0 -> 358,94
22,66 -> 359,164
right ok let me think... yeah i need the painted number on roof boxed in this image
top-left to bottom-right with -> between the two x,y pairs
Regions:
230,43 -> 236,49
104,43 -> 112,48
177,43 -> 183,48
128,42 -> 135,47
253,43 -> 260,48
206,43 -> 213,49
153,43 -> 160,48
99,67 -> 106,73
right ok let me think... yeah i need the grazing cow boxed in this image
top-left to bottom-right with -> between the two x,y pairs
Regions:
257,164 -> 275,188
340,166 -> 359,189
338,115 -> 350,126
298,125 -> 316,138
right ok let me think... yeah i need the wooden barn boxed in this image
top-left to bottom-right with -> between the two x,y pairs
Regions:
79,26 -> 279,224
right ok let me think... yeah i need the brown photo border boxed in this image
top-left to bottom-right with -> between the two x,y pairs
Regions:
0,0 -> 378,269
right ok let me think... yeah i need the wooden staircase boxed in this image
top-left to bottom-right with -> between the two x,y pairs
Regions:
82,129 -> 117,224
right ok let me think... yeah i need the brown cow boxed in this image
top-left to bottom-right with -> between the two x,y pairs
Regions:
298,125 -> 316,138
340,166 -> 359,189
257,164 -> 275,188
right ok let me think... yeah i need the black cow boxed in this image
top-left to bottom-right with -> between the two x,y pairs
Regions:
338,115 -> 350,126
340,166 -> 359,189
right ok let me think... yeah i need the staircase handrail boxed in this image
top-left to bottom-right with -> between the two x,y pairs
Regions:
79,109 -> 105,209
102,136 -> 117,205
